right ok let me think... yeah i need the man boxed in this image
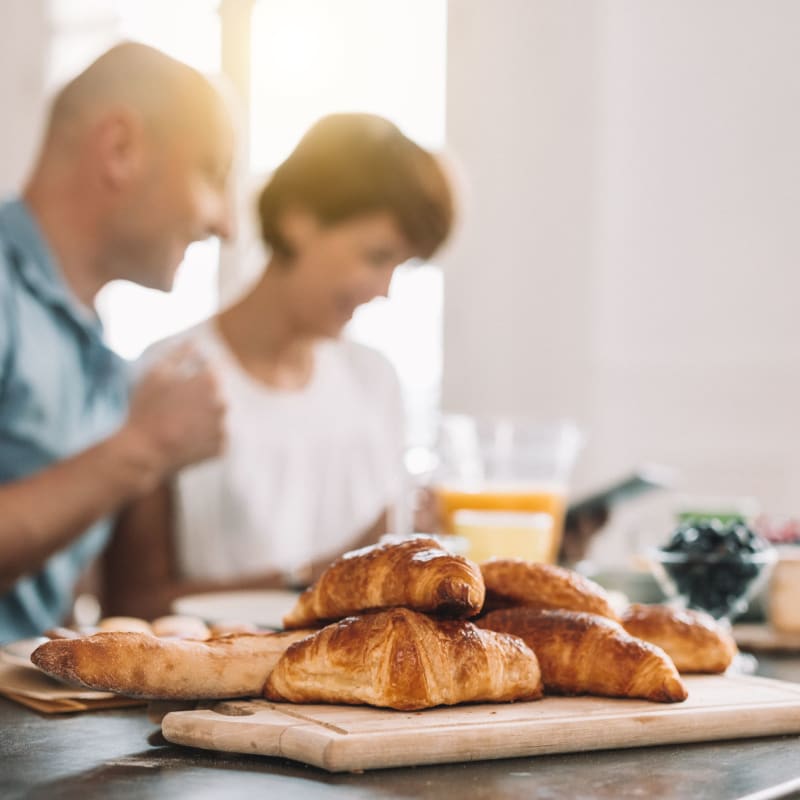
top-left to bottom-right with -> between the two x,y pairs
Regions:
0,42 -> 233,641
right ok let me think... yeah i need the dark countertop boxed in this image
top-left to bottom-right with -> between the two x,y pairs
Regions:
3,655 -> 800,800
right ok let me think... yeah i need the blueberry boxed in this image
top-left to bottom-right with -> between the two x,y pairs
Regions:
659,519 -> 772,618
731,524 -> 750,543
666,525 -> 699,551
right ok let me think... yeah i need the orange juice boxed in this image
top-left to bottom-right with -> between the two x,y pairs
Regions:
453,510 -> 554,563
435,482 -> 567,562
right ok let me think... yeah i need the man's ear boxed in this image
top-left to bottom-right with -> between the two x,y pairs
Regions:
92,107 -> 147,189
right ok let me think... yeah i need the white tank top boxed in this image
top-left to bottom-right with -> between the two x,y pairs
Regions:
144,320 -> 405,580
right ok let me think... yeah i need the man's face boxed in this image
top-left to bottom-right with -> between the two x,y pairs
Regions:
115,104 -> 235,291
278,210 -> 414,338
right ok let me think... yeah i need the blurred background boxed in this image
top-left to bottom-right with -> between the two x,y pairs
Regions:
2,0 -> 799,563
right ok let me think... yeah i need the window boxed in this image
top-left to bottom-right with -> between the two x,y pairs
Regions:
48,0 -> 448,443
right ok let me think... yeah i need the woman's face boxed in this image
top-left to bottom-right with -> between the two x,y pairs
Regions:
278,209 -> 414,337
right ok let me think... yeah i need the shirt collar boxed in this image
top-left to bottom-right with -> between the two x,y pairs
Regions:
0,197 -> 104,339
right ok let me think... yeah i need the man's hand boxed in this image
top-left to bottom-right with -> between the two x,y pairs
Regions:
123,344 -> 226,476
0,345 -> 226,588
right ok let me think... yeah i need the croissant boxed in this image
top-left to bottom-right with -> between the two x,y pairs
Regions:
478,607 -> 688,703
620,604 -> 737,674
265,607 -> 543,710
31,629 -> 314,700
480,559 -> 618,620
282,536 -> 485,629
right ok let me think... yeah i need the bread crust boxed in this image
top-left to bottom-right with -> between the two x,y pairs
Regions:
266,607 -> 543,710
621,604 -> 737,674
478,607 -> 688,703
283,537 -> 485,629
31,630 -> 314,699
480,559 -> 618,620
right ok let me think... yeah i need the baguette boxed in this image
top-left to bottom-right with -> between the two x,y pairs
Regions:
31,630 -> 313,700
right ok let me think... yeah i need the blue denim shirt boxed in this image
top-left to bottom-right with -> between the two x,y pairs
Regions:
0,199 -> 129,642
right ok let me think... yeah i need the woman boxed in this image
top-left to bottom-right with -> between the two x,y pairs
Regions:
103,113 -> 454,617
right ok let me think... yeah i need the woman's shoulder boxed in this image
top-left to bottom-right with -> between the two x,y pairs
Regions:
138,317 -> 220,368
329,338 -> 397,382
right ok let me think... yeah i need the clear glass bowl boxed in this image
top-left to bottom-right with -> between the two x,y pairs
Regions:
648,546 -> 777,622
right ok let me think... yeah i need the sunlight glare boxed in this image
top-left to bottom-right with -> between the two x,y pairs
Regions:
250,0 -> 446,172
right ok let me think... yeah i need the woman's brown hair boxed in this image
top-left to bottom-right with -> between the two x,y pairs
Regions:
257,113 -> 454,260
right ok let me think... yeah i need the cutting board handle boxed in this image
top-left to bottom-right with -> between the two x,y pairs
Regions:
162,707 -> 295,757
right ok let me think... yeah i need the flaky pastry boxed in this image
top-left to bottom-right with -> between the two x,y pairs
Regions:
283,536 -> 485,629
267,607 -> 542,710
478,607 -> 688,703
480,559 -> 618,620
620,604 -> 737,674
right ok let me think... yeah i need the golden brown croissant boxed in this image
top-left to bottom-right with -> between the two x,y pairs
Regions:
265,607 -> 543,710
282,537 -> 485,629
620,604 -> 737,674
31,630 -> 314,700
478,607 -> 688,703
480,559 -> 619,620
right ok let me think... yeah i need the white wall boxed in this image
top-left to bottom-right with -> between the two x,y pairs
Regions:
0,0 -> 47,194
592,0 -> 800,547
445,0 -> 800,556
443,0 -> 599,426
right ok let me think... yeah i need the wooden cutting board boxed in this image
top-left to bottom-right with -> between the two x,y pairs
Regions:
162,674 -> 800,772
734,623 -> 800,653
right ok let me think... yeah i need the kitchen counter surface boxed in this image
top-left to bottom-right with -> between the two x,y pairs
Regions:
3,654 -> 800,800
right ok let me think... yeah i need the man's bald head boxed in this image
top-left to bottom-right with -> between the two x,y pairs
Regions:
46,41 -> 225,145
26,41 -> 235,297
